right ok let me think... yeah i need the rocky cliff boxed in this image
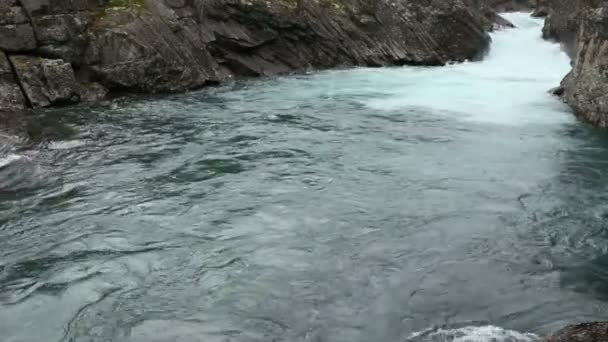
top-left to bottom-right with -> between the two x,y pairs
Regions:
0,0 -> 503,113
539,0 -> 608,127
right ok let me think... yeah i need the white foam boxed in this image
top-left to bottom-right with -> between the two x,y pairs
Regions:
47,140 -> 86,150
0,154 -> 23,168
408,325 -> 539,342
361,13 -> 573,126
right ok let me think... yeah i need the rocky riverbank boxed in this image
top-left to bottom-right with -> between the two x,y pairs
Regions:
538,0 -> 608,127
0,0 -> 510,114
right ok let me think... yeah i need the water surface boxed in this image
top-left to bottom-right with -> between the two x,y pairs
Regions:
2,13 -> 608,342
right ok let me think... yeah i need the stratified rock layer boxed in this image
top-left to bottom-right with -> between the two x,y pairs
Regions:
540,0 -> 608,127
0,0 -> 500,111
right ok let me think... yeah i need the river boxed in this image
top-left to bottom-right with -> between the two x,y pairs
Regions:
1,12 -> 608,342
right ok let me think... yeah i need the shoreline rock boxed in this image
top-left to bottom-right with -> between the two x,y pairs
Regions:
0,0 -> 507,114
545,322 -> 608,342
540,0 -> 608,127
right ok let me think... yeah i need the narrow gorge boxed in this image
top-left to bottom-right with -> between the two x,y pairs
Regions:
2,1 -> 608,342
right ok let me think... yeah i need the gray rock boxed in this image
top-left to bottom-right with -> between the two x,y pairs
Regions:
0,24 -> 37,52
32,13 -> 91,64
0,6 -> 29,25
545,322 -> 608,342
79,82 -> 108,102
548,86 -> 564,96
560,5 -> 608,127
0,52 -> 27,110
540,0 -> 604,56
9,55 -> 80,107
0,0 -> 37,52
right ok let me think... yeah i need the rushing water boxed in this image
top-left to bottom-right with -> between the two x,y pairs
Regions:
2,13 -> 608,342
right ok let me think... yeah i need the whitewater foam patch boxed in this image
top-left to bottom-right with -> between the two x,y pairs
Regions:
0,154 -> 24,168
47,140 -> 86,150
361,12 -> 573,126
408,325 -> 539,342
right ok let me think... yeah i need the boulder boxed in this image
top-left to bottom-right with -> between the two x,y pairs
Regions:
9,55 -> 80,107
545,322 -> 608,342
0,52 -> 27,110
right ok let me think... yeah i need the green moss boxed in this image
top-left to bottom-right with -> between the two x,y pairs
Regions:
93,0 -> 147,22
107,0 -> 145,9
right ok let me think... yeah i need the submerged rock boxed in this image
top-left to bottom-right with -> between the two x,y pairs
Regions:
545,322 -> 608,342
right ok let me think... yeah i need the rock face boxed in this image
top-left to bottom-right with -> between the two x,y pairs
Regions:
560,4 -> 608,127
545,322 -> 608,342
0,52 -> 27,110
10,55 -> 80,107
539,0 -> 604,55
0,0 -> 36,52
0,0 -> 504,112
486,0 -> 536,12
539,0 -> 608,127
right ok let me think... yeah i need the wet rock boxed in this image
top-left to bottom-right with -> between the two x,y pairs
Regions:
0,52 -> 27,110
545,322 -> 608,342
531,7 -> 548,18
79,82 -> 108,102
493,14 -> 516,30
9,55 -> 80,107
548,86 -> 564,96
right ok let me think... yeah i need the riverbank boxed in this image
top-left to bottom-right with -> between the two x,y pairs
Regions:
0,0 -> 499,113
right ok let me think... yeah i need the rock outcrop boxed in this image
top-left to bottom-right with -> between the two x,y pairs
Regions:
486,0 -> 536,12
0,0 -> 503,112
0,0 -> 36,52
560,4 -> 608,127
539,0 -> 608,127
545,322 -> 608,342
10,55 -> 80,107
0,52 -> 27,110
539,0 -> 604,55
